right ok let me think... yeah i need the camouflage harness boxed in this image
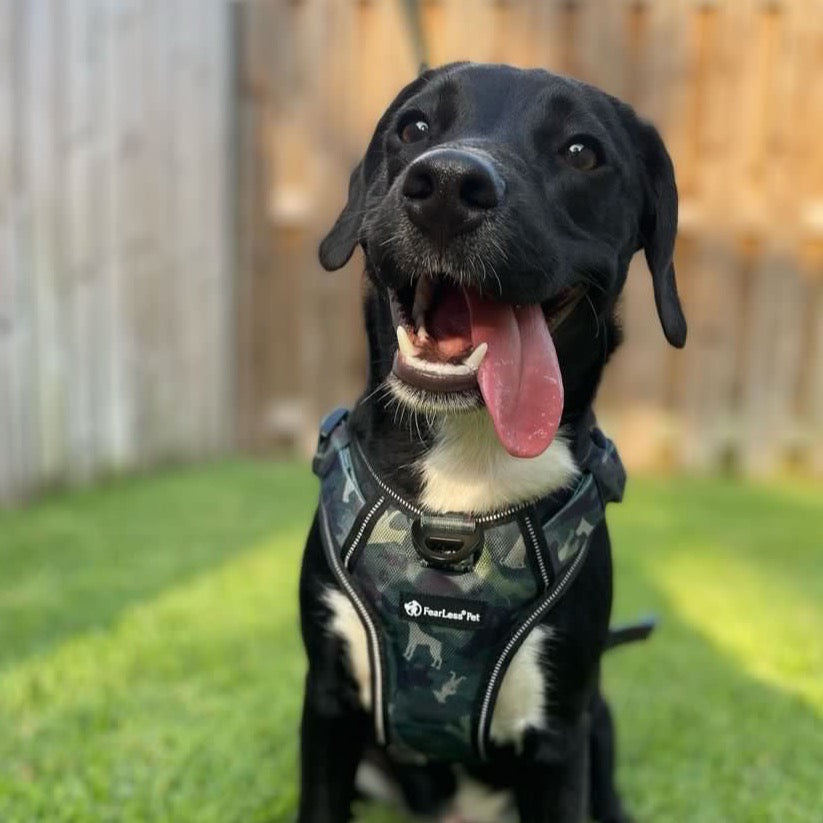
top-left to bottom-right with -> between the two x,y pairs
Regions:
313,408 -> 626,763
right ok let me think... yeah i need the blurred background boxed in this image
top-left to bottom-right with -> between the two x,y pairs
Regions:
1,2 -> 822,822
2,0 -> 822,506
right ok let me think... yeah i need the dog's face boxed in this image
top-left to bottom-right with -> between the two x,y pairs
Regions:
320,63 -> 685,458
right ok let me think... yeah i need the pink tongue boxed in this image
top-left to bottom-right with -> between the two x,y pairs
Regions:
465,293 -> 564,458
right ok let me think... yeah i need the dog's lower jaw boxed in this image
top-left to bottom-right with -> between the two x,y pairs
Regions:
419,409 -> 579,514
386,373 -> 484,417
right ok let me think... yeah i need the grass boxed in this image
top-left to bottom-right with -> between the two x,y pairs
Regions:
0,462 -> 821,822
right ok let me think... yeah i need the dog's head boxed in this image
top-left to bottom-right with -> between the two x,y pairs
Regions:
320,63 -> 685,458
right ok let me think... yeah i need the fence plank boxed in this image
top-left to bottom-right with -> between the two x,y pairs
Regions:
23,0 -> 66,486
808,279 -> 823,473
741,250 -> 808,474
62,1 -> 99,483
0,0 -> 16,500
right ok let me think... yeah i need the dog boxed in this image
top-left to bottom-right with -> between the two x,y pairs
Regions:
298,62 -> 685,823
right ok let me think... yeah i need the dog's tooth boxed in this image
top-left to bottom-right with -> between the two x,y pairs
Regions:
417,324 -> 429,342
464,342 -> 488,370
396,325 -> 418,359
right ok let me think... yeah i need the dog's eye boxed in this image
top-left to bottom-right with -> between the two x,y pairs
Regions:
561,140 -> 600,171
399,118 -> 430,144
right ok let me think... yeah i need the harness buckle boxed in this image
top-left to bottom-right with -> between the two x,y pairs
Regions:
411,513 -> 483,568
587,427 -> 626,504
312,407 -> 349,478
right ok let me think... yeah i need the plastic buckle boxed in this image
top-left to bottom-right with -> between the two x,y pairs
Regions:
411,514 -> 483,568
587,428 -> 626,505
312,407 -> 349,477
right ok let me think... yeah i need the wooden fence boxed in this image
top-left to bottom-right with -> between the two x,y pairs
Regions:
0,1 -> 232,503
2,0 -> 822,504
237,0 -> 823,475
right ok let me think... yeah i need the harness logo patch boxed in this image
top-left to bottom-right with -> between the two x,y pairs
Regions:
399,592 -> 486,629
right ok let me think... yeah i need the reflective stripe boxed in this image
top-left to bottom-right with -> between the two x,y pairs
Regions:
319,503 -> 386,745
475,534 -> 592,760
523,513 -> 549,589
343,496 -> 385,569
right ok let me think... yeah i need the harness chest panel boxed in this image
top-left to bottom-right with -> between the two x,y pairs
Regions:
314,409 -> 625,763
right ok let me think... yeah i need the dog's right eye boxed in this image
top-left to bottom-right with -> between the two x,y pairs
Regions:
560,138 -> 601,171
399,117 -> 430,144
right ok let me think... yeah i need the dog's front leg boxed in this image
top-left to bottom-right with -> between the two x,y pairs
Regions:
298,669 -> 368,823
298,515 -> 370,822
513,729 -> 589,823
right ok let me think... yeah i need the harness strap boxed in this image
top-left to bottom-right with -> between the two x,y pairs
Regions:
584,426 -> 626,506
312,407 -> 350,478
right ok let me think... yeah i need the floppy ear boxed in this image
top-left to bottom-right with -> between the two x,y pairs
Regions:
318,160 -> 367,271
636,120 -> 687,348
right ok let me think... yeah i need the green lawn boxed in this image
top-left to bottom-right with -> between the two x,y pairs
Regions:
1,461 -> 821,822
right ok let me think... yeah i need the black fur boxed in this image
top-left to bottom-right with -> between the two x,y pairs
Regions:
299,62 -> 683,822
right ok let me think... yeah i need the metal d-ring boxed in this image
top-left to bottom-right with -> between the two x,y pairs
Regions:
411,513 -> 483,568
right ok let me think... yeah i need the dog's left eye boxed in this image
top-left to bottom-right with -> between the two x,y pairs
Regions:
561,139 -> 601,171
399,118 -> 430,144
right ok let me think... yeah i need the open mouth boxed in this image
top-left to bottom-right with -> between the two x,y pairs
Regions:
389,277 -> 585,458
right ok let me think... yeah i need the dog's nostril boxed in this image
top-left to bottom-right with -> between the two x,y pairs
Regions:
460,171 -> 499,210
402,167 -> 435,200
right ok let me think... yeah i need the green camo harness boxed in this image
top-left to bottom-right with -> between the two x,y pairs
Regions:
313,408 -> 626,763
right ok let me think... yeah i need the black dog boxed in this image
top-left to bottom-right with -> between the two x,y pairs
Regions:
298,62 -> 685,823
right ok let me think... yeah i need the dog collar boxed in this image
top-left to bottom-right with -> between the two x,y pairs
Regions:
313,407 -> 627,763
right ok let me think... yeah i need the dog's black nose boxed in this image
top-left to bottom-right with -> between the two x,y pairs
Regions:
402,148 -> 504,240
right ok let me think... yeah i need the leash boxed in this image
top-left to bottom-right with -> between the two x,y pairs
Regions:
607,616 -> 657,650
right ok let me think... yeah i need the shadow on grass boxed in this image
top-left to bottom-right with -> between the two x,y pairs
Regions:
0,533 -> 310,823
605,560 -> 822,822
0,460 -> 316,671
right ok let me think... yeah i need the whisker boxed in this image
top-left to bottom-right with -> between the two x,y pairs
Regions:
584,292 -> 600,338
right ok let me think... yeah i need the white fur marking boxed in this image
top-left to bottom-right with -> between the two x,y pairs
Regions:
355,761 -> 403,806
420,411 -> 578,514
323,588 -> 372,710
444,769 -> 518,823
489,625 -> 552,748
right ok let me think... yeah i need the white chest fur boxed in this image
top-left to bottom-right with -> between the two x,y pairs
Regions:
418,411 -> 578,514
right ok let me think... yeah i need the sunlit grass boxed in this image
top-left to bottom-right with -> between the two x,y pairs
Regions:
1,464 -> 821,822
652,549 -> 822,711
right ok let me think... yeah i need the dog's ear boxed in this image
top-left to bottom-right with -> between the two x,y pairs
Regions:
318,159 -> 368,271
635,119 -> 687,348
319,70 -> 440,272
